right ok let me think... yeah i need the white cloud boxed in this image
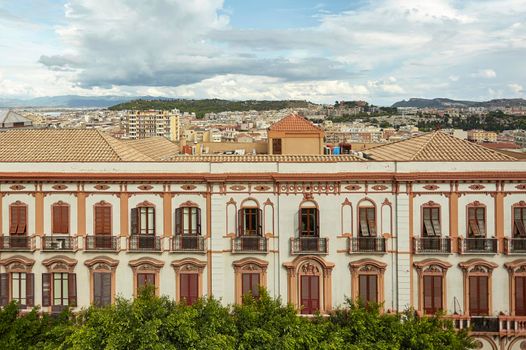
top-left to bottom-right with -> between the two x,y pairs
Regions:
472,69 -> 497,78
509,83 -> 524,94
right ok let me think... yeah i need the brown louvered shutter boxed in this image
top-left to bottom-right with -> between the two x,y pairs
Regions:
101,273 -> 111,306
9,206 -> 18,234
196,208 -> 201,235
103,207 -> 111,235
257,209 -> 263,236
180,274 -> 189,303
0,273 -> 9,306
516,276 -> 526,316
68,273 -> 77,307
130,208 -> 138,235
238,209 -> 244,236
94,207 -> 103,234
188,274 -> 198,305
42,273 -> 51,307
26,273 -> 34,307
18,206 -> 27,234
175,208 -> 182,235
53,205 -> 69,234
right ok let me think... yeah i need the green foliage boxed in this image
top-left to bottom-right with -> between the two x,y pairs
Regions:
0,288 -> 474,350
108,99 -> 315,118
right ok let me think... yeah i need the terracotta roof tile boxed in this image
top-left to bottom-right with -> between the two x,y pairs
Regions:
123,137 -> 180,161
364,131 -> 516,161
269,113 -> 322,132
0,129 -> 153,162
172,154 -> 364,162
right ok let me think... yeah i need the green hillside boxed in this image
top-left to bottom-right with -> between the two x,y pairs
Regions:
108,98 -> 316,117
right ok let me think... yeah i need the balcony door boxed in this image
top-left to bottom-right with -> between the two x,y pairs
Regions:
469,276 -> 489,316
238,208 -> 262,250
358,206 -> 376,251
300,275 -> 319,314
94,204 -> 112,248
175,207 -> 201,249
299,207 -> 319,251
9,204 -> 27,248
131,206 -> 155,249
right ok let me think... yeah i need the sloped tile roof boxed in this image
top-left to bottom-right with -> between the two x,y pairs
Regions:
268,113 -> 322,132
123,137 -> 180,161
364,131 -> 517,161
0,109 -> 31,124
0,129 -> 153,162
172,154 -> 364,162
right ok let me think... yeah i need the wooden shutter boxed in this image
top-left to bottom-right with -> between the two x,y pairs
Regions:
102,273 -> 111,306
516,276 -> 526,316
52,205 -> 69,234
188,274 -> 198,305
359,208 -> 369,237
423,208 -> 434,236
180,274 -> 189,303
17,206 -> 27,234
238,209 -> 244,236
476,208 -> 486,236
0,273 -> 9,306
469,276 -> 488,316
431,208 -> 441,236
9,206 -> 18,234
130,208 -> 138,235
367,208 -> 376,237
42,273 -> 51,307
175,208 -> 181,235
256,209 -> 263,236
26,273 -> 34,307
196,208 -> 201,235
515,208 -> 526,237
93,272 -> 102,305
314,208 -> 320,236
68,273 -> 77,307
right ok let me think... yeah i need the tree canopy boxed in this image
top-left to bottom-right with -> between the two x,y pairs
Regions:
0,288 -> 474,350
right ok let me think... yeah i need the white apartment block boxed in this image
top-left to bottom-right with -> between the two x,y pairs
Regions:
124,109 -> 180,141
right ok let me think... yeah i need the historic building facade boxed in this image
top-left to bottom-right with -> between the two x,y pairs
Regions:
0,128 -> 525,349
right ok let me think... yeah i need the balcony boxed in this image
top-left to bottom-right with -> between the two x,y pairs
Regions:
413,237 -> 451,254
458,238 -> 497,254
450,315 -> 526,335
499,316 -> 526,336
504,238 -> 526,254
42,236 -> 77,251
290,237 -> 328,255
0,236 -> 33,251
85,235 -> 120,251
350,237 -> 386,253
128,235 -> 162,252
171,235 -> 206,253
232,236 -> 268,253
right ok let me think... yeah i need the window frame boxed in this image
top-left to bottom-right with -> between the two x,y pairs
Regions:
175,206 -> 201,236
9,202 -> 28,235
52,202 -> 70,235
421,204 -> 441,237
238,207 -> 262,236
467,204 -> 487,238
513,205 -> 526,238
94,202 -> 112,236
299,207 -> 319,237
85,256 -> 118,307
172,258 -> 207,303
459,260 -> 497,317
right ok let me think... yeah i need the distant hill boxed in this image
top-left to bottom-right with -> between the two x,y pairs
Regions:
0,95 -> 148,108
392,98 -> 526,109
108,99 -> 316,117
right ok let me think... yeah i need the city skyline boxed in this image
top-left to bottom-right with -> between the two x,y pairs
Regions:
0,0 -> 525,104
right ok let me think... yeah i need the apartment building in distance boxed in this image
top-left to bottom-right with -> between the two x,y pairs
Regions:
123,109 -> 180,141
0,117 -> 526,349
468,129 -> 498,143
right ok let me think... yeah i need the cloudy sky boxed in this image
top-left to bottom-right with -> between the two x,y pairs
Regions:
0,0 -> 525,105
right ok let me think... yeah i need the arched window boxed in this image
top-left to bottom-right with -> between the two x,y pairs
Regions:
52,201 -> 70,234
238,199 -> 262,237
299,201 -> 319,237
0,256 -> 35,308
421,201 -> 441,237
129,257 -> 164,297
350,259 -> 387,307
283,256 -> 334,314
505,259 -> 526,316
175,201 -> 201,236
172,258 -> 206,305
512,201 -> 526,238
85,256 -> 118,307
467,201 -> 486,238
233,257 -> 268,303
42,256 -> 78,312
131,201 -> 155,236
414,259 -> 451,315
459,259 -> 497,316
357,199 -> 376,237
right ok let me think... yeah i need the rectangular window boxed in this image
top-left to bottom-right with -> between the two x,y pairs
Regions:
12,272 -> 27,306
9,205 -> 27,235
175,207 -> 201,235
514,208 -> 526,237
300,208 -> 319,236
180,273 -> 199,305
137,273 -> 155,293
131,207 -> 155,235
239,208 -> 262,236
94,206 -> 112,235
359,208 -> 376,237
423,275 -> 443,315
272,138 -> 282,155
468,207 -> 486,237
423,207 -> 441,236
300,275 -> 319,314
93,272 -> 112,307
516,276 -> 526,316
358,275 -> 378,305
52,204 -> 69,234
242,273 -> 260,300
469,276 -> 489,316
53,273 -> 69,306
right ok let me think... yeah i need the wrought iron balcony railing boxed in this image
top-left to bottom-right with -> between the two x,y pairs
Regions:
290,237 -> 328,255
171,235 -> 206,252
504,238 -> 526,254
458,238 -> 497,254
128,235 -> 162,252
232,236 -> 268,253
413,237 -> 451,254
350,237 -> 386,253
85,235 -> 120,251
0,235 -> 33,251
42,236 -> 77,251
